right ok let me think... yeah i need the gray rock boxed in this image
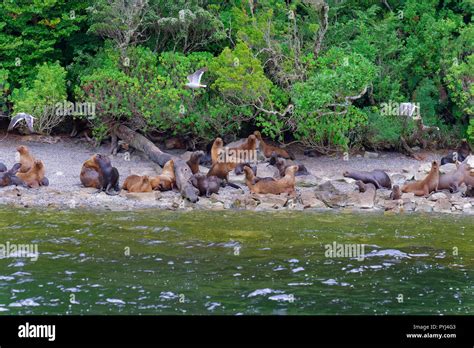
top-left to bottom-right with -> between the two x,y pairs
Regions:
433,198 -> 452,213
429,192 -> 448,201
439,163 -> 457,174
415,202 -> 434,213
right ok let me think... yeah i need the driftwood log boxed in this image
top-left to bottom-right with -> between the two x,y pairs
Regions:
114,124 -> 199,202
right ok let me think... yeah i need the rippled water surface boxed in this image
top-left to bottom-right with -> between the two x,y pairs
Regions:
0,208 -> 472,314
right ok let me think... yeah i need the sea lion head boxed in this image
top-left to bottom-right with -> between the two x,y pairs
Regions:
253,131 -> 262,140
248,134 -> 257,145
17,145 -> 28,154
342,170 -> 350,177
285,165 -> 298,176
214,137 -> 223,148
243,166 -> 254,179
431,161 -> 439,170
142,175 -> 150,184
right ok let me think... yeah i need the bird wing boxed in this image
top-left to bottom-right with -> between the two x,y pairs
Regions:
8,113 -> 35,132
187,67 -> 208,84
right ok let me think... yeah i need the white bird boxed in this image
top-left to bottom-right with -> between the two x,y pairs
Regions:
7,112 -> 36,133
185,67 -> 208,89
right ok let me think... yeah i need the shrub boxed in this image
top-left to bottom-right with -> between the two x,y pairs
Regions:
11,62 -> 67,135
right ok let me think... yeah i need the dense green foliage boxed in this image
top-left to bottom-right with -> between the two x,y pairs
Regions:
1,0 -> 472,147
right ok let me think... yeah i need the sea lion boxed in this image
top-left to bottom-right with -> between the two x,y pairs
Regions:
355,180 -> 376,193
206,162 -> 242,190
80,155 -> 102,189
17,145 -> 35,173
253,131 -> 294,159
0,163 -> 7,172
244,165 -> 297,195
234,162 -> 257,176
150,159 -> 175,191
16,160 -> 47,188
122,175 -> 153,193
230,134 -> 258,152
402,161 -> 439,196
438,162 -> 472,193
94,154 -> 120,195
269,152 -> 309,178
186,151 -> 204,174
343,170 -> 392,189
441,139 -> 471,165
211,138 -> 224,165
0,163 -> 26,187
191,174 -> 222,197
390,185 -> 402,200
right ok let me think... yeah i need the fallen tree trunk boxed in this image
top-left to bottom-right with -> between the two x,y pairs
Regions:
114,124 -> 199,202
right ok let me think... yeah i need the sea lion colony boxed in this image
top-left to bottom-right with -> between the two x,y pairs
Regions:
0,136 -> 473,201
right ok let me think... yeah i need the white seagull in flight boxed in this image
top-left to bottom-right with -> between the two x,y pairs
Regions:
185,67 -> 208,89
8,113 -> 36,133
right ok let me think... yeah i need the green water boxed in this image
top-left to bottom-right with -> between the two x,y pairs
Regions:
0,208 -> 472,315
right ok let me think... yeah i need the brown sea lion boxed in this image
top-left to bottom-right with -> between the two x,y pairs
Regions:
16,160 -> 47,188
244,165 -> 297,195
402,161 -> 439,196
230,134 -> 258,152
122,175 -> 153,193
441,139 -> 471,165
355,180 -> 376,193
150,159 -> 175,191
438,162 -> 472,193
191,174 -> 223,197
17,145 -> 35,173
206,162 -> 241,190
390,185 -> 402,200
80,155 -> 102,189
0,163 -> 26,187
211,138 -> 224,165
186,151 -> 204,174
343,170 -> 392,189
253,131 -> 294,159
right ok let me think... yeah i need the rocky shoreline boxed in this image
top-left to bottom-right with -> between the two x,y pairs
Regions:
0,135 -> 473,214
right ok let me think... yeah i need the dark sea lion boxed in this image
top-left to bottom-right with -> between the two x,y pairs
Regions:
464,186 -> 474,197
390,185 -> 402,200
253,131 -> 294,159
441,139 -> 471,165
122,175 -> 153,193
402,161 -> 439,196
438,162 -> 471,193
186,150 -> 204,175
16,160 -> 47,188
0,163 -> 26,187
343,170 -> 391,189
0,163 -> 7,172
244,165 -> 297,195
269,152 -> 309,178
191,174 -> 222,197
234,162 -> 257,176
94,154 -> 120,195
80,155 -> 102,189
